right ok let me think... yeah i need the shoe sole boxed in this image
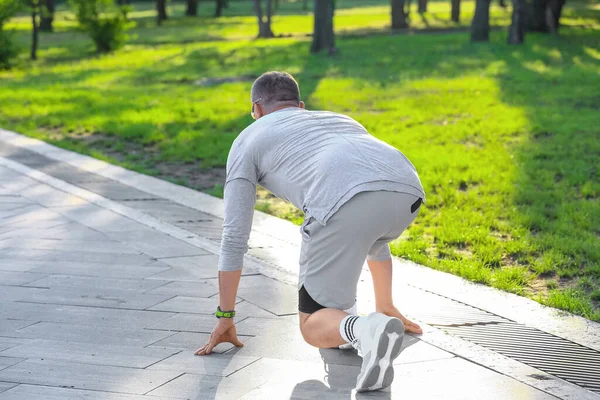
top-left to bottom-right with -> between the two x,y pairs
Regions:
355,318 -> 404,392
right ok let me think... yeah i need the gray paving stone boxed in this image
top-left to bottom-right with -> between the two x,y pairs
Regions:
0,145 -> 50,165
0,359 -> 182,395
235,358 -> 361,400
117,199 -> 208,222
13,322 -> 174,347
145,313 -> 226,334
0,271 -> 47,285
37,164 -> 115,184
74,181 -> 158,200
0,203 -> 43,220
0,196 -> 32,205
1,248 -> 157,266
0,338 -> 30,352
144,280 -> 218,298
23,274 -> 168,292
0,177 -> 39,195
0,224 -> 112,242
236,274 -> 298,316
1,339 -> 180,368
391,357 -> 556,399
147,351 -> 259,376
4,154 -> 55,168
248,246 -> 300,271
0,286 -> 47,302
0,358 -> 24,371
0,302 -> 175,328
2,216 -> 71,230
0,203 -> 31,212
229,316 -> 295,337
19,184 -> 89,207
247,231 -> 283,249
146,372 -> 257,399
0,320 -> 38,337
109,229 -> 209,258
26,260 -> 168,279
0,238 -> 140,254
176,223 -> 223,240
148,256 -> 259,282
49,204 -> 153,232
0,384 -> 175,399
0,382 -> 16,394
148,297 -> 276,318
147,255 -> 221,281
0,260 -> 45,272
1,204 -> 65,223
147,332 -> 236,354
18,287 -> 173,310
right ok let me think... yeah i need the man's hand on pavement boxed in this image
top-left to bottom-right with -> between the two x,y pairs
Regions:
378,305 -> 423,334
194,318 -> 244,356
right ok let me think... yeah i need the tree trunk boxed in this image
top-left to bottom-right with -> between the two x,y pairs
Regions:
39,0 -> 55,32
527,0 -> 564,33
186,0 -> 198,16
31,7 -> 39,60
545,0 -> 565,34
470,0 -> 491,42
311,0 -> 336,54
451,0 -> 460,22
391,0 -> 408,29
157,0 -> 168,25
528,0 -> 547,32
216,0 -> 225,17
253,0 -> 274,37
418,0 -> 427,13
499,0 -> 506,8
508,0 -> 525,43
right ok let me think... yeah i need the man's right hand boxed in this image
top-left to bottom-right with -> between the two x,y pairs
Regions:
378,305 -> 423,334
194,318 -> 244,356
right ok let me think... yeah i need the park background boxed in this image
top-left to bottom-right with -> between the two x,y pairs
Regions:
0,0 -> 598,321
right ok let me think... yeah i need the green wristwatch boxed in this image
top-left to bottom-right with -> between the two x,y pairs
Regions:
215,306 -> 236,319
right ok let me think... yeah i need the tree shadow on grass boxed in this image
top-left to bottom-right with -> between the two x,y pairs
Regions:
493,31 -> 600,315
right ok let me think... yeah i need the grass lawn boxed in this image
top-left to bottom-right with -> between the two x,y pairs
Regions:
1,0 -> 599,320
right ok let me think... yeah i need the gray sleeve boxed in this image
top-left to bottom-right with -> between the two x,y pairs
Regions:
218,178 -> 257,271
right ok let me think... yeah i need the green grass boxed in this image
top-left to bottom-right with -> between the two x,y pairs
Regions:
1,0 -> 599,320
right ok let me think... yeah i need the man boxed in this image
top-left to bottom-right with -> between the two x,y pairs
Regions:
195,71 -> 425,392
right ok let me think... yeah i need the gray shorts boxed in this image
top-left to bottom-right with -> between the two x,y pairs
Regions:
298,190 -> 421,311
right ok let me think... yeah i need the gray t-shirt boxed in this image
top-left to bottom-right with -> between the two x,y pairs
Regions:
219,107 -> 425,271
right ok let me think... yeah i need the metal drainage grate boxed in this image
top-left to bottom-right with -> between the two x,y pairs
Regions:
412,287 -> 600,395
441,322 -> 600,394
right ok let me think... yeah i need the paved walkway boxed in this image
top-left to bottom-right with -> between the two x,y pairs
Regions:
0,130 -> 599,399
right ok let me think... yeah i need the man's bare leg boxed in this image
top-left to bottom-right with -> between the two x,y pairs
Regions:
367,258 -> 423,334
299,309 -> 348,348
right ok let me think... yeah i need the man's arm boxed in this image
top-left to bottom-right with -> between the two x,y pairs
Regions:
195,178 -> 256,355
217,177 -> 256,305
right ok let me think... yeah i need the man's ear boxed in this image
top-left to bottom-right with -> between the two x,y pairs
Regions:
299,101 -> 306,109
255,103 -> 264,119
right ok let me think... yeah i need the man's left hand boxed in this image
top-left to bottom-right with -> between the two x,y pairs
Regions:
194,318 -> 244,356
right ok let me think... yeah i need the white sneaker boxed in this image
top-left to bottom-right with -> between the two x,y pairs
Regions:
355,312 -> 405,392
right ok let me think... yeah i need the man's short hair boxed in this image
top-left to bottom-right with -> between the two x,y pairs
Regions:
251,71 -> 301,108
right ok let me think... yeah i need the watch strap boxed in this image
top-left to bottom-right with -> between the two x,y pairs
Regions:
216,306 -> 236,318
